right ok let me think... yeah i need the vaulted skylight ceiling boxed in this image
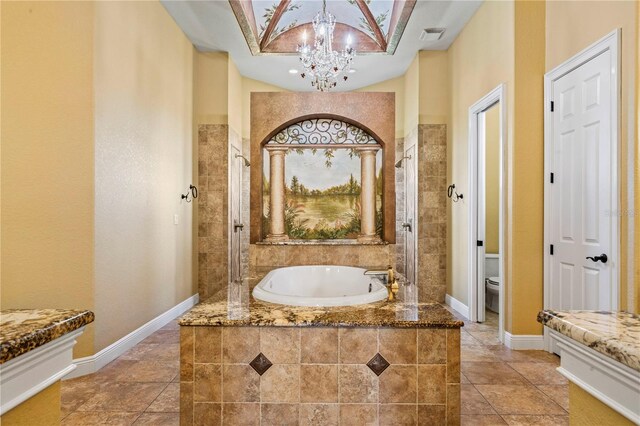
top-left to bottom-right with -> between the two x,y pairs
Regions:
230,0 -> 417,55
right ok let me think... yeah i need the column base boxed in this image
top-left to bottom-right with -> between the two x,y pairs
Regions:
265,234 -> 289,242
357,234 -> 381,243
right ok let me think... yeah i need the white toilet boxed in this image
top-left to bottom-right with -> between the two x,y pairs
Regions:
485,276 -> 500,313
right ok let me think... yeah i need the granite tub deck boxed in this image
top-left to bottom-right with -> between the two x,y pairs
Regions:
179,285 -> 463,425
537,310 -> 639,372
0,309 -> 95,364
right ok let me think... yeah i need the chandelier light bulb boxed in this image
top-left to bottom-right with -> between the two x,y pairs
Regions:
302,29 -> 307,43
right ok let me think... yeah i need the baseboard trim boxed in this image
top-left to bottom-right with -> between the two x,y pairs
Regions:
445,294 -> 469,320
504,332 -> 544,350
64,293 -> 199,379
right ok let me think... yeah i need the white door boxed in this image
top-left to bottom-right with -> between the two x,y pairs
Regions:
230,146 -> 243,283
549,50 -> 615,310
404,144 -> 417,285
476,111 -> 487,322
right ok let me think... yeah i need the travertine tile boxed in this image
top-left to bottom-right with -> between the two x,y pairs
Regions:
146,382 -> 179,412
418,329 -> 447,364
300,328 -> 338,364
76,382 -> 166,412
418,404 -> 446,426
191,402 -> 222,426
114,360 -> 178,383
447,329 -> 461,383
133,412 -> 180,425
501,415 -> 569,425
299,403 -> 339,425
261,364 -> 300,403
180,382 -> 193,425
461,362 -> 527,385
508,363 -> 568,385
222,327 -> 260,363
475,385 -> 566,415
339,404 -> 378,426
261,403 -> 299,426
222,403 -> 260,426
418,364 -> 446,404
194,327 -> 221,363
61,412 -> 141,426
300,365 -> 338,403
339,328 -> 377,364
222,364 -> 259,402
460,384 -> 496,415
379,328 -> 417,364
537,385 -> 569,411
194,364 -> 221,402
379,403 -> 418,425
261,327 -> 300,364
180,327 -> 194,381
446,384 -> 461,425
461,414 -> 507,425
460,345 -> 500,362
339,365 -> 378,403
379,365 -> 417,403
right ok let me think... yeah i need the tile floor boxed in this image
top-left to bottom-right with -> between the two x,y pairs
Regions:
60,309 -> 567,425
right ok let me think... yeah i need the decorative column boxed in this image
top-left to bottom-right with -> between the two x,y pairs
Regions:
357,147 -> 380,242
266,147 -> 289,242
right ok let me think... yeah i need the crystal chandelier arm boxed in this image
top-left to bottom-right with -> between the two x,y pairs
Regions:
260,0 -> 292,50
353,0 -> 387,50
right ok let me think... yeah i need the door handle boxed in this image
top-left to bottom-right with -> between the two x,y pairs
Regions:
586,253 -> 608,264
233,222 -> 244,233
401,222 -> 412,232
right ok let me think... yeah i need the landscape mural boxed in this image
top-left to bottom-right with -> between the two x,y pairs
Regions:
263,149 -> 383,240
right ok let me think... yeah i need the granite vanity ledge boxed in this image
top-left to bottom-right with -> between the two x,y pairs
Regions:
179,294 -> 463,328
538,309 -> 640,372
255,239 -> 389,246
0,309 -> 95,364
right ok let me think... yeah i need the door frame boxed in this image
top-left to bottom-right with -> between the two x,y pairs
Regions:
404,143 -> 419,285
468,83 -> 507,342
543,29 -> 621,350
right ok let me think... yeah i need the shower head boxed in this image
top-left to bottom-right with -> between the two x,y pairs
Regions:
235,154 -> 251,167
395,155 -> 412,168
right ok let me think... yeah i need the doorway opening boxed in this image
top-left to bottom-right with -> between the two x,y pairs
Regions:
468,84 -> 506,343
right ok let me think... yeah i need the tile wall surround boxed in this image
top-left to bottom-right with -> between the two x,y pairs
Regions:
180,326 -> 461,425
395,136 -> 406,276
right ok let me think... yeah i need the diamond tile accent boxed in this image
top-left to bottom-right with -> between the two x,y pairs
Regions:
249,352 -> 272,375
367,353 -> 390,376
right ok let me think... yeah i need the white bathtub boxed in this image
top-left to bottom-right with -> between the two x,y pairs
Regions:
252,265 -> 389,307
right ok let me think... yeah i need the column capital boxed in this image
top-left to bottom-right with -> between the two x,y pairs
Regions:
265,145 -> 289,154
354,146 -> 379,154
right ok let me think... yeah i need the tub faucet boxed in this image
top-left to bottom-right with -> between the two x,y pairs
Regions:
364,266 -> 399,302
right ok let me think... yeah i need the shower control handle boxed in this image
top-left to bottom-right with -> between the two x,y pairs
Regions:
401,221 -> 412,232
233,221 -> 244,233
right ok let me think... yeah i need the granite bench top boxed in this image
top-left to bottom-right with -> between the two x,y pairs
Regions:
537,309 -> 640,372
0,309 -> 95,364
179,280 -> 463,329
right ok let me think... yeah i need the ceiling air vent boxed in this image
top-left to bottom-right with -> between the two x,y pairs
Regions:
420,28 -> 446,42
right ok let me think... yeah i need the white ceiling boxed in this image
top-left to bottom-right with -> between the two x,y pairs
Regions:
161,0 -> 483,91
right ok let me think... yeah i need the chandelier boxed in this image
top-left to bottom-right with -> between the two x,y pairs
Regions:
297,0 -> 355,91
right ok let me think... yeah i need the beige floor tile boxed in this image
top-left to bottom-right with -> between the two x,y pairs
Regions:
160,321 -> 180,331
461,345 -> 501,362
461,384 -> 497,415
484,346 -> 544,363
467,331 -> 502,346
76,382 -> 167,412
475,385 -> 566,415
501,415 -> 569,425
147,382 -> 179,412
142,329 -> 180,344
61,411 -> 141,425
518,351 -> 561,365
113,360 -> 179,383
461,414 -> 507,425
120,343 -> 180,362
461,331 -> 481,346
461,362 -> 527,385
133,412 -> 180,425
536,385 -> 569,411
508,363 -> 567,385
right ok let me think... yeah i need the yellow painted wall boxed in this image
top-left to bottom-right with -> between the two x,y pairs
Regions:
418,51 -> 449,125
403,55 -> 419,136
194,52 -> 229,125
0,382 -> 60,426
357,76 -> 405,138
93,1 -> 195,351
484,104 -> 500,254
446,0 -> 515,310
1,1 -> 95,357
636,0 -> 640,314
228,58 -> 243,135
511,0 -> 546,334
569,382 -> 634,425
546,0 -> 638,314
